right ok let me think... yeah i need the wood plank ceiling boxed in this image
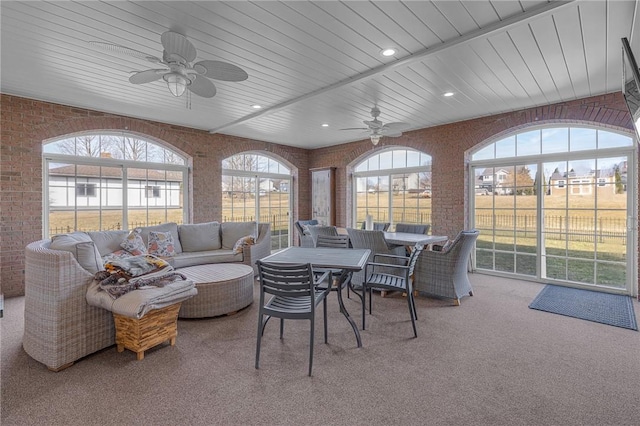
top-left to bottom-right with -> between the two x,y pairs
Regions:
1,1 -> 638,148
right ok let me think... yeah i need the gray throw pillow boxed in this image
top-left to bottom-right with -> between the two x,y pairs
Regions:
220,222 -> 257,249
87,230 -> 129,256
178,222 -> 221,252
50,232 -> 103,273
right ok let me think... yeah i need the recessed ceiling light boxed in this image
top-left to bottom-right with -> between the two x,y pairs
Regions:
443,92 -> 455,97
381,48 -> 396,57
321,123 -> 329,127
251,104 -> 262,109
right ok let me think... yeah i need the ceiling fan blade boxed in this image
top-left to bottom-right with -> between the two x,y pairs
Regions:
88,41 -> 161,63
188,75 -> 217,98
193,60 -> 248,82
161,31 -> 197,63
363,119 -> 383,129
384,131 -> 403,137
129,69 -> 166,84
339,127 -> 369,131
383,122 -> 410,131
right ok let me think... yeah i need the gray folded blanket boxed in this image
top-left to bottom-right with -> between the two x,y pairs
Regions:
86,279 -> 198,319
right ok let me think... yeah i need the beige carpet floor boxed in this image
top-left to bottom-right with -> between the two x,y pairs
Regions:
2,274 -> 640,425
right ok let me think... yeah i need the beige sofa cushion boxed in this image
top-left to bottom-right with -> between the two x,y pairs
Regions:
87,230 -> 129,256
220,222 -> 257,250
135,222 -> 183,254
178,222 -> 221,252
50,232 -> 103,273
172,250 -> 242,269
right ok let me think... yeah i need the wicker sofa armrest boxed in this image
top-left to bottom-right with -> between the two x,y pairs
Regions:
24,240 -> 115,371
243,223 -> 271,275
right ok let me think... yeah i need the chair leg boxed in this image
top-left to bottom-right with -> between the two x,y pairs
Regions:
323,298 -> 328,344
453,298 -> 460,306
368,288 -> 373,314
361,284 -> 366,330
255,314 -> 263,369
407,293 -> 417,338
280,318 -> 284,338
410,292 -> 418,320
469,290 -> 474,296
309,318 -> 314,376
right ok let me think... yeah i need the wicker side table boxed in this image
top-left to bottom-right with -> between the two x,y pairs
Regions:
114,302 -> 181,360
178,264 -> 254,318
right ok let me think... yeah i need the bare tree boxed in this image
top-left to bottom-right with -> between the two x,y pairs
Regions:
222,155 -> 259,197
57,135 -> 109,157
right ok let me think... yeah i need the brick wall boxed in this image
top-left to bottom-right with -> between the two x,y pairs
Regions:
1,93 -> 637,297
0,95 -> 309,296
309,93 -> 638,297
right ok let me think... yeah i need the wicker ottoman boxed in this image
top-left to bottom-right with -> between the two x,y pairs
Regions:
178,263 -> 254,318
114,303 -> 181,361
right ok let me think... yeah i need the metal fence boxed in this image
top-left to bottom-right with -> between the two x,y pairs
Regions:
475,214 -> 626,244
355,210 -> 433,226
49,220 -> 175,235
223,213 -> 290,250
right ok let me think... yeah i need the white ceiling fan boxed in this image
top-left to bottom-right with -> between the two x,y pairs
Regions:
89,31 -> 248,98
341,107 -> 409,145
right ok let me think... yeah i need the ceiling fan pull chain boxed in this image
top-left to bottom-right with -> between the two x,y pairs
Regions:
185,89 -> 192,110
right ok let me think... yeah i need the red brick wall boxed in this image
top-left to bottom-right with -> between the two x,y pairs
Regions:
0,95 -> 309,296
1,93 -> 637,297
309,93 -> 638,296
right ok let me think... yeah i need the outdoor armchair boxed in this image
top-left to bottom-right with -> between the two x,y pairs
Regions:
414,229 -> 479,306
294,219 -> 318,247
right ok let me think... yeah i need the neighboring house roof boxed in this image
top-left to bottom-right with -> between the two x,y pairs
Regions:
49,165 -> 181,181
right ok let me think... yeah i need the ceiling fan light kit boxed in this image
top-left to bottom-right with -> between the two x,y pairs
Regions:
164,73 -> 188,97
340,107 -> 409,145
91,31 -> 248,99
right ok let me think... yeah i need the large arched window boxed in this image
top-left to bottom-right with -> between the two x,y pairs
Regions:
222,152 -> 292,250
43,132 -> 188,237
470,126 -> 636,295
352,148 -> 432,230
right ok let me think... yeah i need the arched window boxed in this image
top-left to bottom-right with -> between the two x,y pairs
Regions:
352,148 -> 432,230
43,132 -> 188,237
470,126 -> 635,294
222,152 -> 292,250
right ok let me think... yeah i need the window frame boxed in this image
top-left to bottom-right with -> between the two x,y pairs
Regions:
43,133 -> 188,238
351,147 -> 432,229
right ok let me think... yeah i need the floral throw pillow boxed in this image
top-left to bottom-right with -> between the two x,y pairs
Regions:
120,230 -> 147,256
233,235 -> 255,254
148,231 -> 176,257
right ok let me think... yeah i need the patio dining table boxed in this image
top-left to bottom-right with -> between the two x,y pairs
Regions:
261,247 -> 370,348
382,232 -> 449,247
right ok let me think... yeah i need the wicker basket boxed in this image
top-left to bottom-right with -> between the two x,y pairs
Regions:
114,303 -> 181,360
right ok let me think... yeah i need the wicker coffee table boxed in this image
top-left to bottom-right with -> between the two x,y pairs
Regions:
178,263 -> 254,318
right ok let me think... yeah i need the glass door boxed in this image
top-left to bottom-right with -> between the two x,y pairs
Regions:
542,155 -> 630,290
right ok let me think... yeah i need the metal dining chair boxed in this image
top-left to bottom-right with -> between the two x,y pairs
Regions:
362,243 -> 425,338
395,223 -> 430,234
313,234 -> 351,290
255,261 -> 331,376
360,221 -> 391,231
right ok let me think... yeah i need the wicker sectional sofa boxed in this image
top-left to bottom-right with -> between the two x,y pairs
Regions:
23,221 -> 271,371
